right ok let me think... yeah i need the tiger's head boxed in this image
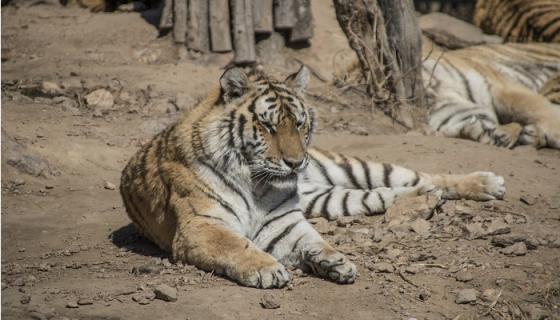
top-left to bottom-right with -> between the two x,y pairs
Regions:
217,66 -> 315,186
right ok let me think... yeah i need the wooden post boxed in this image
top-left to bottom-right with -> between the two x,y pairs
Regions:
232,0 -> 256,64
159,0 -> 174,30
209,0 -> 232,52
289,0 -> 313,42
274,0 -> 296,29
173,0 -> 187,43
187,0 -> 210,52
253,0 -> 273,34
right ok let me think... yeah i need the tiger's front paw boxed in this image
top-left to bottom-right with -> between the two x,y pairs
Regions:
304,247 -> 357,284
459,171 -> 506,201
240,262 -> 291,289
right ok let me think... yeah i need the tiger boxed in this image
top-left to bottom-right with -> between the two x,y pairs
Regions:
120,66 -> 506,288
473,0 -> 560,43
423,38 -> 560,149
540,73 -> 560,105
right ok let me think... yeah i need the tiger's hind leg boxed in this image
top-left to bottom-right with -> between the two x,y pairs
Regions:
429,98 -> 521,148
252,208 -> 357,284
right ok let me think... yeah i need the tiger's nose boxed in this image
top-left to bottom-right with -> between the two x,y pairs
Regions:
283,158 -> 304,170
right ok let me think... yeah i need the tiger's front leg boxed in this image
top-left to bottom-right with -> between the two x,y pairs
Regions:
252,209 -> 357,284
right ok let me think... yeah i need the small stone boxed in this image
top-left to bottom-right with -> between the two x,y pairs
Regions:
384,248 -> 402,261
41,81 -> 63,96
373,262 -> 395,273
85,89 -> 114,109
29,304 -> 56,320
409,218 -> 431,235
532,262 -> 543,268
77,298 -> 93,305
60,78 -> 82,91
38,263 -> 51,272
66,301 -> 79,308
485,220 -> 511,236
405,264 -> 422,274
260,294 -> 280,309
153,284 -> 177,302
501,242 -> 528,256
455,289 -> 477,304
20,295 -> 31,304
418,289 -> 430,301
520,195 -> 536,206
385,192 -> 442,224
104,181 -> 116,190
455,270 -> 474,282
481,289 -> 499,303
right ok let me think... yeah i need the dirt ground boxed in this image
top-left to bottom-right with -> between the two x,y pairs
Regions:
2,2 -> 560,320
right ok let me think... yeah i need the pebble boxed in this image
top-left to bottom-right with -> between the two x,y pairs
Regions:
373,262 -> 395,273
481,288 -> 499,303
409,218 -> 431,235
20,295 -> 31,304
418,289 -> 430,301
501,242 -> 528,256
405,264 -> 422,275
104,181 -> 116,190
41,81 -> 63,96
260,294 -> 280,309
77,298 -> 93,305
66,301 -> 79,308
153,284 -> 177,302
455,270 -> 474,282
520,195 -> 536,206
455,289 -> 477,304
85,89 -> 114,109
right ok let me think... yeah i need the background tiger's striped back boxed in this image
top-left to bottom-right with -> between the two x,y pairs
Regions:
474,0 -> 560,43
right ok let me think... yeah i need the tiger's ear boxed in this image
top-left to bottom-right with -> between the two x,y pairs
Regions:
220,67 -> 249,103
285,65 -> 310,93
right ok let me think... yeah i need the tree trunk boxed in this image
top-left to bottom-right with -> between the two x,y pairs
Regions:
232,0 -> 256,64
333,0 -> 424,128
187,0 -> 210,53
253,0 -> 273,34
209,0 -> 233,52
172,0 -> 187,44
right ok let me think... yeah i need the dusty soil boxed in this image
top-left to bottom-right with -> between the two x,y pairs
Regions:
2,2 -> 560,320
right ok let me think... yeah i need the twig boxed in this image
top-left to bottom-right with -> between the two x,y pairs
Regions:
398,269 -> 419,287
484,288 -> 503,316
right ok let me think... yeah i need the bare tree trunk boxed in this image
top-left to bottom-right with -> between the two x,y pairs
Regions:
253,0 -> 273,34
187,0 -> 210,52
173,0 -> 187,44
232,0 -> 256,64
209,0 -> 232,52
333,0 -> 424,128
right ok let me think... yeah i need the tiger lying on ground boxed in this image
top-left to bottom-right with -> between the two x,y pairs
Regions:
473,0 -> 560,43
423,39 -> 560,149
120,66 -> 506,288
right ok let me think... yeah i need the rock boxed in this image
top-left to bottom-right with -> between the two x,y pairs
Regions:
103,181 -> 116,190
29,304 -> 56,319
481,288 -> 499,303
66,301 -> 79,308
485,220 -> 511,236
418,289 -> 430,301
85,89 -> 114,110
77,298 -> 93,305
3,133 -> 59,178
384,248 -> 402,262
409,218 -> 431,236
20,295 -> 31,304
260,294 -> 280,309
38,263 -> 51,272
455,289 -> 477,304
372,262 -> 395,273
525,304 -> 550,320
385,192 -> 442,225
455,270 -> 474,282
520,195 -> 536,206
41,81 -> 63,96
153,284 -> 177,302
132,294 -> 150,305
419,12 -> 502,49
501,242 -> 528,256
405,264 -> 422,275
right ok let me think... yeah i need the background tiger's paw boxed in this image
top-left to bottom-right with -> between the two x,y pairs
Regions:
463,171 -> 506,201
305,249 -> 357,284
492,123 -> 523,148
241,262 -> 291,289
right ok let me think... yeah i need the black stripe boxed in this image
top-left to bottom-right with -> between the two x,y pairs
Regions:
290,235 -> 306,253
382,163 -> 393,188
377,192 -> 386,212
188,201 -> 226,223
443,57 -> 475,103
198,160 -> 250,211
309,153 -> 334,185
193,185 -> 241,222
411,171 -> 420,187
265,220 -> 302,253
342,192 -> 350,216
238,114 -> 246,150
301,188 -> 319,196
253,209 -> 300,240
320,192 -> 334,218
304,187 -> 333,217
267,188 -> 297,214
361,192 -> 372,215
356,158 -> 372,189
436,108 -> 474,131
340,155 -> 360,188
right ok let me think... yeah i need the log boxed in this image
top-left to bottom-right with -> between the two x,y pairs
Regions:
187,0 -> 210,52
274,0 -> 296,29
253,0 -> 273,34
159,0 -> 174,30
232,0 -> 256,64
289,0 -> 313,42
173,0 -> 187,43
209,0 -> 232,52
